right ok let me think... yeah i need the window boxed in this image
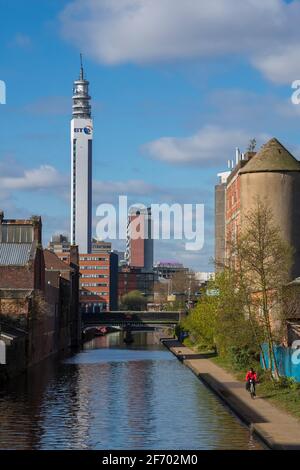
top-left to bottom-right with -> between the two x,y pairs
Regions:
0,224 -> 34,243
81,274 -> 108,279
81,283 -> 108,288
80,265 -> 108,270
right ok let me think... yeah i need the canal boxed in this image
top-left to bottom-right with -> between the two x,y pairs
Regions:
0,332 -> 263,450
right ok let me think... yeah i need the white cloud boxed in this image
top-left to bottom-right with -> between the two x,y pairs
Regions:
60,0 -> 300,83
143,125 -> 269,166
252,44 -> 300,85
0,165 -> 67,190
0,157 -> 214,269
93,178 -> 157,198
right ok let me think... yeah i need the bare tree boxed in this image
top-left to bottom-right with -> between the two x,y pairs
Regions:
171,270 -> 200,300
247,138 -> 257,152
234,199 -> 293,379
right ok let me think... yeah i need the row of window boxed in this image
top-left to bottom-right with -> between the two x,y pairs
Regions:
0,225 -> 34,243
72,140 -> 76,243
80,303 -> 108,313
81,283 -> 108,287
81,274 -> 108,279
80,266 -> 108,270
81,291 -> 108,297
80,256 -> 107,261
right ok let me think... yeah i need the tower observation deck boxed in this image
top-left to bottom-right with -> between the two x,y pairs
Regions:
72,54 -> 91,119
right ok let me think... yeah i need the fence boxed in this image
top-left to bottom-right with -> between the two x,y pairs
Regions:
261,343 -> 300,382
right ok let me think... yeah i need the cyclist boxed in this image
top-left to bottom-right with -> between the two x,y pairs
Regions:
245,367 -> 257,396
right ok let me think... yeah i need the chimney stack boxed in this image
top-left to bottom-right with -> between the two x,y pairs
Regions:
70,244 -> 79,269
31,216 -> 42,244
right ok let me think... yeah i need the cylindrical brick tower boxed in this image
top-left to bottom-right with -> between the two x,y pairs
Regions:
240,138 -> 300,279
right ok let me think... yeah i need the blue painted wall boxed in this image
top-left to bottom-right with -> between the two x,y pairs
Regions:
261,343 -> 300,382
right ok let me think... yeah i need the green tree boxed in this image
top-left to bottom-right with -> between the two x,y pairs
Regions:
121,290 -> 147,311
182,279 -> 219,350
184,200 -> 293,379
234,199 -> 293,379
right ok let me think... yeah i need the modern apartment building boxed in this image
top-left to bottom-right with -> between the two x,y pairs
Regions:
48,234 -> 70,255
91,239 -> 112,254
79,252 -> 118,312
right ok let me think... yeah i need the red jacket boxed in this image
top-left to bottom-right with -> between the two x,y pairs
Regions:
246,371 -> 257,382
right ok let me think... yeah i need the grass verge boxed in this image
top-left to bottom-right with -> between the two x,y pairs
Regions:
183,343 -> 300,421
212,356 -> 300,420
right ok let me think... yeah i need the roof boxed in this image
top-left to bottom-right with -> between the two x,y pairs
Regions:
0,316 -> 27,340
0,243 -> 35,266
44,249 -> 71,271
240,138 -> 300,174
155,259 -> 183,267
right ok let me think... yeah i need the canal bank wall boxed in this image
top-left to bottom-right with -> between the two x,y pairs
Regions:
162,339 -> 300,450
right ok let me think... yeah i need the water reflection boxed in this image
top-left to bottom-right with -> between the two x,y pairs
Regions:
0,332 -> 263,450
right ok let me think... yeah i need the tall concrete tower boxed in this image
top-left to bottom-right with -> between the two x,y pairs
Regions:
70,55 -> 93,253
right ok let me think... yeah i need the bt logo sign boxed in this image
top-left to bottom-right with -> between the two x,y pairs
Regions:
74,126 -> 93,135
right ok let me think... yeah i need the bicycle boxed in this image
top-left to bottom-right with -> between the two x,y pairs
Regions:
248,379 -> 256,399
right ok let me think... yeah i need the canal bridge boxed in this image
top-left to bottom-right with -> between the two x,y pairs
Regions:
82,311 -> 186,330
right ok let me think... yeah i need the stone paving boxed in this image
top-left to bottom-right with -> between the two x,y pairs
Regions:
163,339 -> 300,450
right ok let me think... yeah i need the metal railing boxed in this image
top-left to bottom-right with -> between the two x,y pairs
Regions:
82,310 -> 185,326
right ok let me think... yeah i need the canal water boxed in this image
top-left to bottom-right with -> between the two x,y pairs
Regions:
0,332 -> 263,450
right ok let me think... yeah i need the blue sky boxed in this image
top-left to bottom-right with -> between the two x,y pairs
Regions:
1,0 -> 300,270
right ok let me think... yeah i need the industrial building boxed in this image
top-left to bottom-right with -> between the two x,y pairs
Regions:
0,212 -> 81,380
215,138 -> 300,278
153,260 -> 188,280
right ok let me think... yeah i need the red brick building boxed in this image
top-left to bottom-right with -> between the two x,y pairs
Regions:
79,252 -> 118,312
0,212 -> 81,378
118,266 -> 155,305
44,247 -> 81,348
55,251 -> 118,313
126,207 -> 153,271
0,212 -> 45,291
224,152 -> 256,261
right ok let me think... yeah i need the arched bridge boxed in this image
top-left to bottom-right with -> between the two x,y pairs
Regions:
82,311 -> 186,329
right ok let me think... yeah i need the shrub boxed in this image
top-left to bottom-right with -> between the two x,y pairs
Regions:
227,345 -> 258,370
273,376 -> 300,390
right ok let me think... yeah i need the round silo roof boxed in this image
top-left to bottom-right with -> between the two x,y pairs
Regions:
240,138 -> 300,173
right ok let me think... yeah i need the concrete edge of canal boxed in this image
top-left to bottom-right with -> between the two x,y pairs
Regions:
162,339 -> 300,451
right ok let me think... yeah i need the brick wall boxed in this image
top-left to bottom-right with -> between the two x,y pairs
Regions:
0,266 -> 35,289
0,298 -> 30,316
0,247 -> 45,291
